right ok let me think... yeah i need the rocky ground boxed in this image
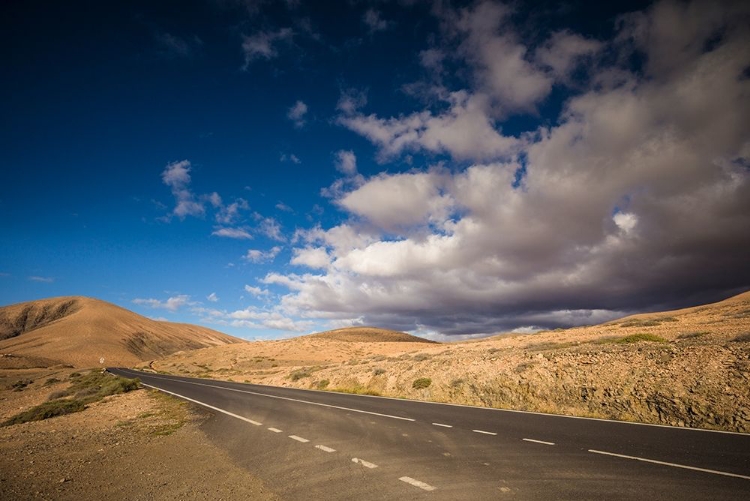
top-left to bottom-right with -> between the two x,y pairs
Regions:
151,292 -> 750,433
0,367 -> 278,500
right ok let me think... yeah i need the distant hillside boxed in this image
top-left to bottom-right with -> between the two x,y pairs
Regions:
0,296 -> 243,368
308,326 -> 436,343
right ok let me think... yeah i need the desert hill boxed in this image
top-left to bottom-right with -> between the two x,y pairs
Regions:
0,296 -> 243,368
307,326 -> 435,343
149,290 -> 750,433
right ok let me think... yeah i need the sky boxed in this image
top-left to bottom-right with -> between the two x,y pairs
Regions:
1,0 -> 749,341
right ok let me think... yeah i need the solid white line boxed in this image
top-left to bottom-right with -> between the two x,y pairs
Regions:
473,429 -> 497,435
352,458 -> 378,469
157,377 -> 416,422
588,449 -> 750,481
432,422 -> 453,428
267,427 -> 282,433
523,438 -> 555,446
122,370 -> 748,436
289,435 -> 309,443
399,476 -> 436,491
315,445 -> 336,453
140,383 -> 263,426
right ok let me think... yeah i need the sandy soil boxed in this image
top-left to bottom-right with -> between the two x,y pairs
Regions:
0,367 -> 278,501
151,291 -> 750,433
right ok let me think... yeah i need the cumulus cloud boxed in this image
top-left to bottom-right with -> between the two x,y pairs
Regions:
287,100 -> 308,128
273,0 -> 750,336
162,160 -> 205,219
244,284 -> 270,296
133,295 -> 191,312
363,9 -> 392,34
212,227 -> 253,239
334,150 -> 357,175
242,28 -> 293,68
244,246 -> 282,263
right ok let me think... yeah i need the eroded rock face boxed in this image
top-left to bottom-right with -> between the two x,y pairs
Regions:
0,299 -> 80,340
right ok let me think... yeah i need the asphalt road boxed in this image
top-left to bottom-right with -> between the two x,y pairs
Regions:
109,368 -> 750,500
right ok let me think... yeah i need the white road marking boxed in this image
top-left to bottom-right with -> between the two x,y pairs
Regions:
139,383 -> 263,426
315,445 -> 336,453
289,435 -> 309,443
399,476 -> 436,491
588,449 -> 750,481
523,438 -> 555,446
152,376 -> 415,422
352,458 -> 378,469
473,429 -> 497,435
118,369 -> 746,436
268,428 -> 282,433
432,422 -> 453,428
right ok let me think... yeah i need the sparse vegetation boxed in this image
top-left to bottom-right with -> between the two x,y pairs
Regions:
412,353 -> 432,362
43,377 -> 61,386
11,379 -> 33,391
731,332 -> 750,343
412,377 -> 432,389
3,399 -> 86,426
677,331 -> 709,339
373,367 -> 386,376
620,319 -> 661,328
289,368 -> 312,381
615,333 -> 668,344
527,341 -> 574,351
3,371 -> 140,426
316,379 -> 330,389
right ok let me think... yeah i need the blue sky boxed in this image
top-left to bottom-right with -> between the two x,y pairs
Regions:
2,0 -> 749,340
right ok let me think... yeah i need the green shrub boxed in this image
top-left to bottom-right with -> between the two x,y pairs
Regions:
316,379 -> 330,389
290,368 -> 312,381
413,353 -> 432,362
616,333 -> 668,344
412,377 -> 432,389
3,399 -> 86,426
373,368 -> 386,376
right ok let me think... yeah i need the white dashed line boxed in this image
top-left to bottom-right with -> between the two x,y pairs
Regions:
315,445 -> 336,453
154,377 -> 415,422
472,429 -> 497,435
432,422 -> 453,428
139,383 -> 263,426
352,458 -> 378,469
267,427 -> 282,433
399,476 -> 436,491
289,435 -> 309,443
523,438 -> 555,446
588,450 -> 750,481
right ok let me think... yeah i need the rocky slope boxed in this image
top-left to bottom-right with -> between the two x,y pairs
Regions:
151,292 -> 750,433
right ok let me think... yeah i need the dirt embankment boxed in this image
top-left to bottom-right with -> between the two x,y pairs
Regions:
152,292 -> 750,433
0,367 -> 278,500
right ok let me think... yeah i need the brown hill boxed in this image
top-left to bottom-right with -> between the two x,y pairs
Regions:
307,326 -> 436,343
0,296 -> 243,368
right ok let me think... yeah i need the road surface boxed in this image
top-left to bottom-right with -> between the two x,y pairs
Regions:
109,368 -> 750,500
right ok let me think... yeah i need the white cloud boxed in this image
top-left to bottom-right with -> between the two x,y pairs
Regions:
336,88 -> 367,115
241,28 -> 293,68
28,276 -> 53,283
212,227 -> 253,239
259,217 -> 285,241
207,292 -> 219,302
133,295 -> 191,312
162,160 -> 205,219
216,198 -> 249,225
280,153 -> 301,164
266,0 -> 750,336
244,285 -> 270,296
244,246 -> 282,263
363,9 -> 391,33
287,100 -> 308,128
275,202 -> 293,212
334,150 -> 357,175
291,247 -> 330,269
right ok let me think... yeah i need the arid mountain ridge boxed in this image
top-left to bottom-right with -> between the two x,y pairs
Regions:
0,296 -> 242,368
